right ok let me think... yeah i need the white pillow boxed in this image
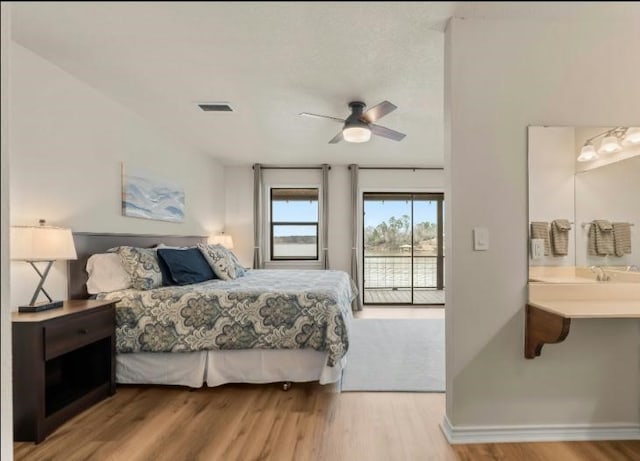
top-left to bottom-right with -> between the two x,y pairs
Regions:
154,243 -> 193,249
86,253 -> 132,294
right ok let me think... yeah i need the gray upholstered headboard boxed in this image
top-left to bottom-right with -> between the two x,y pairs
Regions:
68,232 -> 208,299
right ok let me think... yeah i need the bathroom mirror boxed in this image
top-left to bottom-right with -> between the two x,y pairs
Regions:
528,126 -> 640,282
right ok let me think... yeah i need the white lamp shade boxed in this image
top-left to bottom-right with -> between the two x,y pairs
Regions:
11,226 -> 77,261
209,234 -> 234,249
623,127 -> 640,145
343,126 -> 371,143
598,135 -> 622,154
577,144 -> 598,162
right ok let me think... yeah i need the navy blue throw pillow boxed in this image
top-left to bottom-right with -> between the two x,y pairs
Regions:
156,251 -> 176,286
156,248 -> 216,285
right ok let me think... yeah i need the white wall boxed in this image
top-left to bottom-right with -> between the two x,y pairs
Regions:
9,42 -> 226,309
576,156 -> 640,267
224,166 -> 444,291
1,3 -> 14,459
445,16 -> 640,431
528,126 -> 576,267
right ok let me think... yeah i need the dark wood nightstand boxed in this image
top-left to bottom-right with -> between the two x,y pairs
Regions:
12,299 -> 116,443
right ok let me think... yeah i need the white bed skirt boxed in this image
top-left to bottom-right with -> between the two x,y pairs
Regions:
116,349 -> 346,388
116,351 -> 208,388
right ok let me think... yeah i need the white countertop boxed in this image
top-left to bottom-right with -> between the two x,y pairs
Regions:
528,299 -> 640,318
528,281 -> 640,318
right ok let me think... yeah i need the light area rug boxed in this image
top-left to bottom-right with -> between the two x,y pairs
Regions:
340,318 -> 445,392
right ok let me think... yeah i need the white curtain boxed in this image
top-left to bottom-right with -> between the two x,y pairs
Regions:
349,164 -> 362,311
322,164 -> 330,269
252,164 -> 263,269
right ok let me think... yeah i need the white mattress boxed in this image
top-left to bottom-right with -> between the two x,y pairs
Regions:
116,349 -> 345,388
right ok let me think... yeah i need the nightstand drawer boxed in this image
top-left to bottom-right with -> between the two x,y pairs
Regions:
44,308 -> 113,360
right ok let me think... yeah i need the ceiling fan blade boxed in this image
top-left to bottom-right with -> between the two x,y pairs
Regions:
328,131 -> 344,144
370,124 -> 406,141
299,112 -> 345,123
361,101 -> 397,123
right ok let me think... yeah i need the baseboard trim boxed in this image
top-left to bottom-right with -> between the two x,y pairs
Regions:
441,415 -> 640,444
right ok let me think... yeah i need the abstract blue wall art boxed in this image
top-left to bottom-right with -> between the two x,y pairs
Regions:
122,163 -> 185,223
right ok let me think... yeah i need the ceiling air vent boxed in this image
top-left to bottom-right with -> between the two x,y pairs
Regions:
197,103 -> 233,112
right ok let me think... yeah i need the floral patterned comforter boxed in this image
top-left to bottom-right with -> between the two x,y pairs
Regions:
97,269 -> 357,366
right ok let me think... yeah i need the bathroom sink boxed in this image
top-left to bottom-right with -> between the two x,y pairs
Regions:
529,266 -> 640,283
602,267 -> 640,283
528,266 -> 598,283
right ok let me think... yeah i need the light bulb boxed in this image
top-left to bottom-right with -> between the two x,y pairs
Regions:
343,126 -> 371,143
598,135 -> 622,154
577,144 -> 598,162
622,127 -> 640,145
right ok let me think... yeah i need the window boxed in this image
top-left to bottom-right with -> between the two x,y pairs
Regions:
270,188 -> 319,260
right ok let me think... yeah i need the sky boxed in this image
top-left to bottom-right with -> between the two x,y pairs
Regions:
364,199 -> 439,229
272,200 -> 317,236
272,198 -> 440,237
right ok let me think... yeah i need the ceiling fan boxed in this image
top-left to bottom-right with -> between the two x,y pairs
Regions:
299,101 -> 406,144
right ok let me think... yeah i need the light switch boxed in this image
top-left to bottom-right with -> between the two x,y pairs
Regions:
531,239 -> 545,259
473,227 -> 489,251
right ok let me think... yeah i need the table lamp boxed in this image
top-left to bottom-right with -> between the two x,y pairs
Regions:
11,220 -> 77,312
209,233 -> 234,249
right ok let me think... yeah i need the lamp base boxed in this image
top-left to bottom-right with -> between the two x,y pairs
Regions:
19,300 -> 64,313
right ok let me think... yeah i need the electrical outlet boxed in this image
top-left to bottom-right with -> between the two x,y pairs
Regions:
531,239 -> 545,259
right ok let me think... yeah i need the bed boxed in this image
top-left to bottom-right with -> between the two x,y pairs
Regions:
68,233 -> 356,388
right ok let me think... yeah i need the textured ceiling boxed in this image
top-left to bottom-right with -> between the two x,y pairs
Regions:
11,2 -> 640,166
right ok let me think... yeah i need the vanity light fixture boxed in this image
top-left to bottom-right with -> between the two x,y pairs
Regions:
577,126 -> 639,162
622,127 -> 640,145
598,132 -> 622,155
577,142 -> 598,162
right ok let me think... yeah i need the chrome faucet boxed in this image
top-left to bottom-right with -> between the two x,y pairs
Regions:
589,266 -> 610,281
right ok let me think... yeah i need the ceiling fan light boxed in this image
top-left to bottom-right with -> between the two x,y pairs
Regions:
598,135 -> 622,154
622,127 -> 640,145
577,144 -> 598,162
343,126 -> 371,143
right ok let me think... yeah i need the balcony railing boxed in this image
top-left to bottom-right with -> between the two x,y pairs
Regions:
363,255 -> 444,289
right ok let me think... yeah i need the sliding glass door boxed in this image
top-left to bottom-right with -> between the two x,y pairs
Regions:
363,192 -> 444,305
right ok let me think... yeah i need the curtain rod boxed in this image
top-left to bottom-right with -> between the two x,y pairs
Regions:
349,166 -> 443,171
251,165 -> 441,171
252,165 -> 331,170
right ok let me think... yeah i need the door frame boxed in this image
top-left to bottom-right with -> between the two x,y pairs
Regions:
361,191 -> 445,306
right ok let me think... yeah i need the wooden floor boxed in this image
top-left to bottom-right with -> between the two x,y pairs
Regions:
14,384 -> 640,461
14,308 -> 640,460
